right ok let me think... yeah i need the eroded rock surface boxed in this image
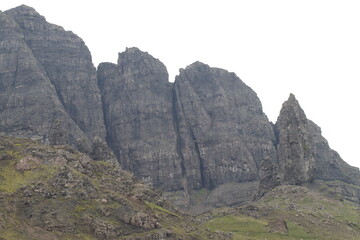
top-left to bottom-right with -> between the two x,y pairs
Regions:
173,62 -> 277,190
309,120 -> 360,185
275,94 -> 315,185
5,5 -> 106,141
1,4 -> 360,214
98,47 -> 183,191
0,9 -> 88,148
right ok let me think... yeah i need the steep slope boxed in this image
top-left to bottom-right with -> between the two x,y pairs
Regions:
171,62 -> 278,209
309,120 -> 360,185
98,54 -> 279,211
5,5 -> 106,141
97,48 -> 183,191
275,94 -> 316,185
0,10 -> 88,148
272,94 -> 360,188
0,135 -> 228,240
257,94 -> 360,204
1,4 -> 360,216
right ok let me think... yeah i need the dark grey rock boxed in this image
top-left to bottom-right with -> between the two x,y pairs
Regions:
275,94 -> 316,185
90,136 -> 120,167
309,120 -> 360,185
173,62 -> 277,190
0,9 -> 87,147
273,94 -> 360,188
98,47 -> 183,191
5,5 -> 106,141
1,4 -> 360,213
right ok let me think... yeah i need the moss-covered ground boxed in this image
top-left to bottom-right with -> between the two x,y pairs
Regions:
202,185 -> 360,240
1,135 -> 360,240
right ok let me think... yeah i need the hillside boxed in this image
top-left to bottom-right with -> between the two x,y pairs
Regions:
1,134 -> 359,239
202,184 -> 360,239
0,135 -> 228,240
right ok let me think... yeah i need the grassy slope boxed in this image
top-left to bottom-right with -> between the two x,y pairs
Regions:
0,135 -> 226,240
202,185 -> 360,240
2,135 -> 359,240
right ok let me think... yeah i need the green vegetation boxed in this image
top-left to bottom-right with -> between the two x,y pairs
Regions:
1,135 -> 360,240
0,135 -> 224,240
146,201 -> 180,217
201,185 -> 360,240
0,160 -> 57,193
205,215 -> 271,239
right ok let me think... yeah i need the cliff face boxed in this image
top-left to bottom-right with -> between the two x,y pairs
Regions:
275,94 -> 316,185
5,5 -> 106,141
1,5 -> 359,211
97,55 -> 280,205
173,62 -> 278,190
97,48 -> 183,191
0,9 -> 88,148
273,94 -> 360,187
309,120 -> 360,185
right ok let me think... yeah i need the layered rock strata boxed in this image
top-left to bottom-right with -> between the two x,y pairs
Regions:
173,62 -> 278,190
5,5 -> 106,141
97,48 -> 183,191
275,94 -> 316,185
0,9 -> 88,148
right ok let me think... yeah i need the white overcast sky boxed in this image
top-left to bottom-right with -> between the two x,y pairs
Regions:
1,0 -> 360,168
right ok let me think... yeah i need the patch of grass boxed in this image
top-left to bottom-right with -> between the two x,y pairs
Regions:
146,201 -> 180,217
73,200 -> 99,217
0,160 -> 57,193
205,214 -> 282,240
64,233 -> 96,240
191,188 -> 209,205
0,149 -> 22,160
204,213 -> 334,240
0,229 -> 27,240
286,221 -> 320,240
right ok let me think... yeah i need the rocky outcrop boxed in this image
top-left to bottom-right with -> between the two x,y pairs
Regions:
173,62 -> 278,190
0,9 -> 88,148
1,4 -> 360,213
275,94 -> 315,185
90,137 -> 120,167
98,48 -> 183,191
308,120 -> 360,185
98,54 -> 279,205
272,94 -> 360,189
5,5 -> 106,141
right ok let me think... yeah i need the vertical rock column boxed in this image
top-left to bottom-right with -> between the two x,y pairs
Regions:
97,48 -> 183,191
275,94 -> 315,185
174,62 -> 278,189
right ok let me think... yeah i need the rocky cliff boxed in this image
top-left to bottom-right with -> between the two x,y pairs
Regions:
273,94 -> 360,187
5,5 -> 106,142
0,9 -> 88,148
1,4 -> 359,212
97,48 -> 182,191
275,94 -> 316,185
173,62 -> 277,189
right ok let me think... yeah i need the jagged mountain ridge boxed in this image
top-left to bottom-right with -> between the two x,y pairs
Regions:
1,5 -> 359,211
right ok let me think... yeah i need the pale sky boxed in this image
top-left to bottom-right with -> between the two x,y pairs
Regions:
1,0 -> 360,169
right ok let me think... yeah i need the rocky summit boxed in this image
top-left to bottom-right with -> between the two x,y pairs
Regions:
1,3 -> 360,224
